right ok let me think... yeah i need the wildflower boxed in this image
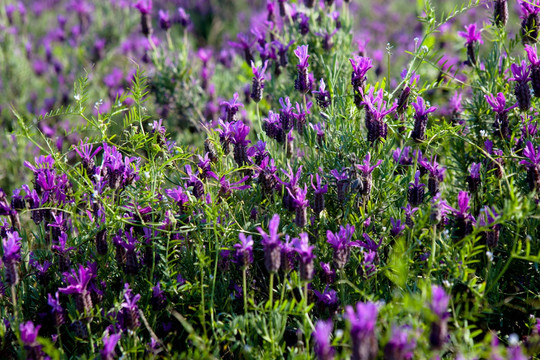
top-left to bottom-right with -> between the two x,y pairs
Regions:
121,228 -> 140,275
314,286 -> 340,316
477,206 -> 501,249
273,40 -> 294,68
494,0 -> 508,27
289,185 -> 309,227
218,175 -> 250,198
158,9 -> 171,31
196,153 -> 219,181
297,12 -> 310,36
220,93 -> 244,123
520,0 -> 540,45
313,320 -> 335,360
231,121 -> 251,167
407,171 -> 425,206
184,164 -> 204,199
176,7 -> 191,28
520,141 -> 540,192
294,45 -> 310,93
151,283 -> 167,310
279,164 -> 302,211
457,24 -> 482,65
355,152 -> 382,200
452,191 -> 475,240
396,70 -> 420,114
326,224 -> 356,269
526,45 -> 540,98
2,230 -> 22,285
390,218 -> 406,237
118,283 -> 141,331
58,264 -> 94,316
233,233 -> 254,268
509,61 -> 532,111
229,33 -> 255,65
402,204 -> 419,228
319,262 -> 336,284
350,56 -> 373,107
52,232 -> 74,272
313,79 -> 331,108
250,60 -> 269,103
361,88 -> 397,144
310,122 -> 326,147
430,193 -> 452,226
101,333 -> 122,360
293,233 -> 315,281
293,101 -> 312,134
20,321 -> 44,360
278,97 -> 294,132
384,325 -> 417,360
393,147 -> 413,173
257,214 -> 282,273
311,173 -> 328,216
485,92 -> 517,138
331,168 -> 349,204
429,285 -> 450,349
467,163 -> 482,193
411,97 -> 437,142
134,0 -> 153,36
73,138 -> 102,173
255,157 -> 278,196
356,233 -> 383,253
419,157 -> 446,194
345,302 -> 379,360
48,291 -> 66,326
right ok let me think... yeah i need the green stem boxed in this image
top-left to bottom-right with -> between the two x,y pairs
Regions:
269,272 -> 274,306
243,267 -> 248,316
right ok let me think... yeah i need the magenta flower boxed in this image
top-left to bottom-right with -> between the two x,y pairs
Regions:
294,45 -> 310,69
313,320 -> 335,360
101,333 -> 122,360
411,97 -> 437,141
158,9 -> 171,30
218,175 -> 250,198
509,61 -> 531,84
485,93 -> 517,113
292,232 -> 315,281
58,264 -> 93,295
356,152 -> 382,176
384,325 -> 417,360
327,224 -> 357,269
521,141 -> 540,168
345,302 -> 379,360
233,233 -> 254,268
257,214 -> 282,272
134,0 -> 152,14
20,321 -> 40,345
220,93 -> 244,122
349,56 -> 373,90
526,45 -> 540,65
457,24 -> 483,45
390,218 -> 406,237
312,79 -> 331,108
430,285 -> 450,319
294,45 -> 310,93
2,230 -> 21,263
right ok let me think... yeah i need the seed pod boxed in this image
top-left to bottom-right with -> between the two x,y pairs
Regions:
4,261 -> 19,286
295,67 -> 310,94
466,42 -> 476,65
125,250 -> 139,275
299,260 -> 314,282
264,246 -> 281,273
295,206 -> 307,228
494,0 -> 508,27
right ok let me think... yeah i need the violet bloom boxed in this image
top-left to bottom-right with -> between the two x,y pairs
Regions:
73,138 -> 102,172
384,325 -> 416,360
233,233 -> 254,268
356,233 -> 383,253
429,285 -> 450,349
165,186 -> 189,212
402,203 -> 419,228
289,185 -> 309,227
229,33 -> 255,65
419,156 -> 446,194
319,262 -> 336,284
101,333 -> 122,360
255,157 -> 278,196
48,291 -> 65,326
311,173 -> 328,215
345,302 -> 378,360
184,164 -> 204,199
313,320 -> 335,360
2,230 -> 22,285
119,283 -> 141,331
292,233 -> 315,281
331,168 -> 349,205
350,56 -> 373,92
526,45 -> 540,97
176,7 -> 191,28
196,153 -> 218,181
293,100 -> 312,134
361,88 -> 397,144
257,214 -> 282,273
390,218 -> 406,237
477,206 -> 501,248
355,152 -> 382,199
220,93 -> 244,123
396,70 -> 420,115
158,9 -> 171,31
452,191 -> 475,240
407,170 -> 425,206
520,0 -> 540,45
458,24 -> 482,65
20,320 -> 44,359
326,224 -> 356,269
509,61 -> 532,111
218,175 -> 250,198
294,45 -> 310,93
251,60 -> 269,103
313,79 -> 331,108
520,141 -> 540,192
411,97 -> 437,142
279,164 -> 302,211
485,92 -> 517,138
393,147 -> 413,171
230,121 -> 251,167
58,264 -> 94,315
279,96 -> 295,132
467,163 -> 482,193
297,12 -> 310,35
134,0 -> 153,36
313,286 -> 339,315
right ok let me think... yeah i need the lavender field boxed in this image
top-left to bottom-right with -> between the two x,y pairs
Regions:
1,0 -> 540,358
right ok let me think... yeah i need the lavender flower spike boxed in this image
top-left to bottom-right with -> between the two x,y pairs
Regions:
294,45 -> 310,93
355,152 -> 382,199
520,0 -> 540,45
313,320 -> 335,360
411,96 -> 437,142
485,92 -> 517,137
509,60 -> 532,111
250,60 -> 268,102
326,224 -> 356,269
233,233 -> 254,268
345,302 -> 379,360
2,230 -> 22,285
257,214 -> 282,273
526,45 -> 540,97
520,141 -> 540,192
429,285 -> 450,349
457,23 -> 482,65
289,185 -> 309,228
101,333 -> 122,360
292,232 -> 315,281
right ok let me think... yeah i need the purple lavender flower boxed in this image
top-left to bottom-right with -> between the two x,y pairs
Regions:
184,164 -> 204,199
345,302 -> 379,360
255,157 -> 278,196
293,101 -> 312,134
313,79 -> 331,108
494,0 -> 508,27
101,333 -> 122,360
313,320 -> 335,360
520,141 -> 540,192
158,9 -> 171,31
452,191 -> 475,240
396,70 -> 420,115
429,285 -> 450,349
419,156 -> 446,194
411,97 -> 437,142
288,185 -> 309,227
229,33 -> 255,65
355,152 -> 382,199
356,233 -> 383,253
58,264 -> 94,316
390,218 -> 406,237
220,93 -> 244,123
467,163 -> 482,193
119,283 -> 141,331
311,173 -> 328,216
509,61 -> 532,111
457,24 -> 482,65
485,92 -> 517,137
257,214 -> 282,273
297,12 -> 310,35
230,121 -> 251,167
326,224 -> 356,269
407,170 -> 426,206
331,168 -> 349,205
251,60 -> 269,102
319,262 -> 336,284
73,138 -> 102,172
279,164 -> 303,211
218,175 -> 250,198
293,233 -> 315,281
384,325 -> 416,360
233,233 -> 254,268
393,147 -> 413,173
196,153 -> 218,181
350,56 -> 373,92
294,45 -> 310,93
134,0 -> 153,36
313,286 -> 340,315
2,230 -> 22,285
20,320 -> 44,360
477,206 -> 501,248
520,0 -> 540,44
48,291 -> 65,326
176,7 -> 191,28
526,45 -> 540,98
361,88 -> 397,143
402,204 -> 419,227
